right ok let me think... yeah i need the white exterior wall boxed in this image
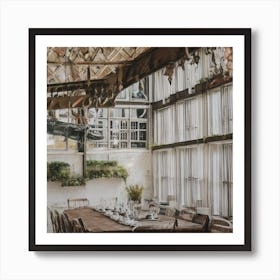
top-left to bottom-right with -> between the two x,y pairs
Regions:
48,152 -> 83,176
47,179 -> 125,208
47,149 -> 152,207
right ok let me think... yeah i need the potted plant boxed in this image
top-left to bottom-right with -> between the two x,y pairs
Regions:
125,184 -> 144,203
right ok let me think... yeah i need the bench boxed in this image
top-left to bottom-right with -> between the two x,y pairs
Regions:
67,198 -> 89,209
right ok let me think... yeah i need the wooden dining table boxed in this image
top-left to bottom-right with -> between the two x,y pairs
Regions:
64,207 -> 203,233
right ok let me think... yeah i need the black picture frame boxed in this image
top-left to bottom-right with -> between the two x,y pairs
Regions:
29,28 -> 251,251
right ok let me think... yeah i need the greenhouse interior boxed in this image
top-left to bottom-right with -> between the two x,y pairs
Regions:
47,47 -> 233,233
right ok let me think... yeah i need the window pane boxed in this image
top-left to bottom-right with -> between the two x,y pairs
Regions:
130,108 -> 147,119
139,123 -> 147,129
131,131 -> 138,140
139,131 -> 146,140
131,142 -> 146,148
121,120 -> 128,129
120,142 -> 128,148
120,132 -> 127,140
131,122 -> 138,129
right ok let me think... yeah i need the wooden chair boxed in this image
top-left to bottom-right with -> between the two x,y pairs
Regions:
78,218 -> 88,232
48,208 -> 57,233
53,209 -> 62,233
165,207 -> 176,217
63,213 -> 73,232
67,198 -> 89,208
192,214 -> 210,232
210,216 -> 233,233
179,208 -> 195,222
71,219 -> 83,232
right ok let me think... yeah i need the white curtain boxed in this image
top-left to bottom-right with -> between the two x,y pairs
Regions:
152,143 -> 232,215
176,97 -> 203,142
173,64 -> 186,93
185,97 -> 202,140
185,62 -> 198,92
154,106 -> 176,145
221,85 -> 233,134
177,102 -> 185,142
222,144 -> 233,217
207,143 -> 233,217
152,69 -> 172,102
152,150 -> 176,202
177,146 -> 204,207
154,96 -> 205,144
202,48 -> 213,78
146,48 -> 230,100
207,85 -> 233,136
207,89 -> 222,136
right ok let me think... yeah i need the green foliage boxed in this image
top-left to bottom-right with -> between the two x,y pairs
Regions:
47,160 -> 129,186
86,160 -> 128,182
47,161 -> 70,181
86,160 -> 118,168
125,184 -> 144,202
47,161 -> 85,186
199,77 -> 208,84
61,177 -> 86,187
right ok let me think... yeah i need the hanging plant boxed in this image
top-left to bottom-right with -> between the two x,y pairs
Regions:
47,161 -> 70,181
86,160 -> 128,183
61,177 -> 86,187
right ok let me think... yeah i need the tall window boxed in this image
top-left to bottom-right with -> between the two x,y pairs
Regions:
207,84 -> 233,136
153,106 -> 176,145
47,109 -> 79,151
153,150 -> 176,202
176,96 -> 203,142
207,143 -> 233,217
116,78 -> 149,101
88,108 -> 108,148
47,79 -> 150,151
152,69 -> 172,102
178,147 -> 204,207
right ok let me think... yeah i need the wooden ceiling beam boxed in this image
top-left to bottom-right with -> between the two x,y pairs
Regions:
47,47 -> 188,110
47,61 -> 133,66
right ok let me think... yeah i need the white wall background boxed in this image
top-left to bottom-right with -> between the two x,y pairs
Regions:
47,149 -> 153,207
48,152 -> 84,175
0,0 -> 279,280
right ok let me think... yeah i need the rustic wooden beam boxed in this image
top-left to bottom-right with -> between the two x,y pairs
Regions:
47,47 -> 188,110
47,79 -> 106,93
152,134 -> 233,151
47,95 -> 115,110
152,78 -> 233,111
47,61 -> 134,66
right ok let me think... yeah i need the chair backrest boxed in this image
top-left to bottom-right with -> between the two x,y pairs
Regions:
165,207 -> 176,217
179,211 -> 194,222
210,216 -> 233,233
67,198 -> 89,208
59,213 -> 67,233
78,218 -> 87,232
48,208 -> 57,233
71,219 -> 82,232
63,213 -> 73,232
192,214 -> 210,232
53,209 -> 62,232
179,207 -> 196,222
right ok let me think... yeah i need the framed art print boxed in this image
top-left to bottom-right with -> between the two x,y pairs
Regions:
29,28 -> 251,251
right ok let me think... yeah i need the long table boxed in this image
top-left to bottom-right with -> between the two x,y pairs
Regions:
64,208 -> 203,233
